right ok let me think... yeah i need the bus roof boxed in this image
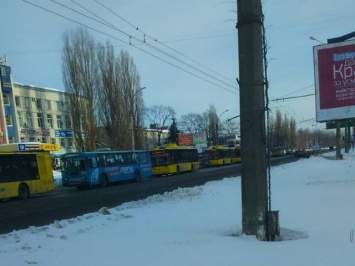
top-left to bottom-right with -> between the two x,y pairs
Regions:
151,143 -> 197,151
0,143 -> 59,152
61,150 -> 148,158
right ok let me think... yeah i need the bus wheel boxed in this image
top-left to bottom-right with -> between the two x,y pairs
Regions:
18,183 -> 30,199
134,170 -> 142,182
99,174 -> 108,188
176,166 -> 180,175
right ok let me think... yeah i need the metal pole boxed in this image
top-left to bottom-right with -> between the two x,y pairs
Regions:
131,111 -> 135,150
336,121 -> 341,159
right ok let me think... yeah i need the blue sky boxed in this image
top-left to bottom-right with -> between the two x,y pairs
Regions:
1,0 -> 354,129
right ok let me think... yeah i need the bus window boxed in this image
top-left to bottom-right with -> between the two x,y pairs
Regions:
97,155 -> 106,167
86,157 -> 94,168
141,152 -> 149,164
132,153 -> 138,163
123,154 -> 132,164
106,154 -> 115,166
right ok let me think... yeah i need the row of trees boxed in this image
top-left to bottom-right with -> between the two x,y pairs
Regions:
268,110 -> 336,150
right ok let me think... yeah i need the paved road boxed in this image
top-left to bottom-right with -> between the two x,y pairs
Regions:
0,156 -> 298,234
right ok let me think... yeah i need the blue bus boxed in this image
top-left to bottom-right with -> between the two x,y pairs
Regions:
60,150 -> 152,189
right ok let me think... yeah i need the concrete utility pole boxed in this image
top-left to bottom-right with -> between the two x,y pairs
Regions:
236,0 -> 269,240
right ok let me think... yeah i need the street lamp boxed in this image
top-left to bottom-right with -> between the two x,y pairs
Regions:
216,109 -> 228,145
131,86 -> 146,150
309,36 -> 324,44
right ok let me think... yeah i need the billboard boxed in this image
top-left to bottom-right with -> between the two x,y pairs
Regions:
314,39 -> 355,122
0,65 -> 12,92
193,132 -> 207,147
178,133 -> 193,146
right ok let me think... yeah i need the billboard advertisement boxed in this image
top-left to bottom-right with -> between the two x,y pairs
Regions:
178,133 -> 193,146
193,132 -> 207,147
0,65 -> 12,92
314,39 -> 355,122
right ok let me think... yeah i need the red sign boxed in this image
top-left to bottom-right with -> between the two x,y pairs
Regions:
314,40 -> 355,121
178,133 -> 193,146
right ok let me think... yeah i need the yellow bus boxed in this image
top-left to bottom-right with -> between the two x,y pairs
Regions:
206,145 -> 240,166
150,143 -> 200,176
231,146 -> 241,163
0,143 -> 58,200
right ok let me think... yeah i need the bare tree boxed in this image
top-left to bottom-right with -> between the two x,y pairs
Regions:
62,27 -> 99,152
96,43 -> 143,150
289,117 -> 297,150
222,118 -> 239,146
97,41 -> 127,149
119,50 -> 144,150
145,105 -> 176,146
179,113 -> 204,133
207,104 -> 218,145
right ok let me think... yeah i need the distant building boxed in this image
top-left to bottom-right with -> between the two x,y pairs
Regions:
0,62 -> 75,154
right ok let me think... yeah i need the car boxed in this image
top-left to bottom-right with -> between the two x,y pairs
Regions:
294,150 -> 310,158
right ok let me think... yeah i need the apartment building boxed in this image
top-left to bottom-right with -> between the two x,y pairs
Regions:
0,61 -> 75,154
12,83 -> 75,154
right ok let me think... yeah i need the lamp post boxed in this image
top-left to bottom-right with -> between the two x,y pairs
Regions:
309,36 -> 324,44
131,86 -> 146,150
216,109 -> 228,145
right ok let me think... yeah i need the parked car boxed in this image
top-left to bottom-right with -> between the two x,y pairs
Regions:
294,150 -> 310,158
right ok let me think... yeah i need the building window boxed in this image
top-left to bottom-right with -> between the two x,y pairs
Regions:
5,115 -> 12,126
56,101 -> 62,111
68,138 -> 73,147
60,138 -> 65,148
56,115 -> 63,128
37,113 -> 44,128
65,115 -> 71,129
41,138 -> 47,143
47,114 -> 53,128
17,111 -> 23,127
46,100 -> 51,110
36,98 -> 42,109
63,102 -> 69,112
26,112 -> 33,128
8,137 -> 14,143
15,96 -> 21,107
20,137 -> 26,142
51,138 -> 56,144
29,137 -> 35,142
24,97 -> 30,108
3,95 -> 10,105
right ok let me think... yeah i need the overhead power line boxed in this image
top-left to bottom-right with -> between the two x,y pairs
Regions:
22,0 -> 238,94
271,93 -> 315,102
94,0 -> 236,87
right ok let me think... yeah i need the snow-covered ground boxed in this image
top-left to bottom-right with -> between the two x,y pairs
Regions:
1,150 -> 355,265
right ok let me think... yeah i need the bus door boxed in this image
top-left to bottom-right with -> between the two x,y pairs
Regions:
8,155 -> 39,195
28,155 -> 41,194
61,157 -> 88,186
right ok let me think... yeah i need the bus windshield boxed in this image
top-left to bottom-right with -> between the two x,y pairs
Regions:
151,153 -> 170,167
